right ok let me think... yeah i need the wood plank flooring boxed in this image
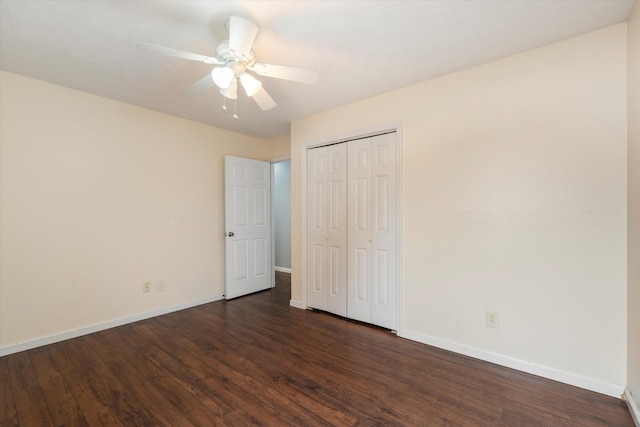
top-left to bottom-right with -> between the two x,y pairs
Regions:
1,272 -> 634,426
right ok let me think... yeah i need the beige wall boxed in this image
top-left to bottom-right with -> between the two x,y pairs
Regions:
0,71 -> 273,349
291,24 -> 628,389
628,0 -> 640,409
268,134 -> 291,160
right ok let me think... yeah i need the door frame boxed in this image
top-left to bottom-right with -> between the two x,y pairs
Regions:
300,122 -> 404,331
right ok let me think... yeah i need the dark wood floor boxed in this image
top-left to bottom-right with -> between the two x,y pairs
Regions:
1,272 -> 634,426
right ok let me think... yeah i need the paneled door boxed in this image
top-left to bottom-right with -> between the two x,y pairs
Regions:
307,143 -> 348,316
225,156 -> 272,299
347,133 -> 398,329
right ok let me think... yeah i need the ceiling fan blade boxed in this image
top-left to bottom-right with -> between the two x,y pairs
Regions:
252,87 -> 277,111
249,63 -> 318,85
137,42 -> 221,65
228,15 -> 258,60
187,73 -> 217,95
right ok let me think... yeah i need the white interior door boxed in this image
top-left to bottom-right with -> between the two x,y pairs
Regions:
225,156 -> 272,299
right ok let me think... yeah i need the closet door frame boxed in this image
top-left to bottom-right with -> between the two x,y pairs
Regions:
300,122 -> 403,332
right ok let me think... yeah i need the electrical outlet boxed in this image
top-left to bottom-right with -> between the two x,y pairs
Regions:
156,281 -> 165,292
143,282 -> 151,293
486,311 -> 499,329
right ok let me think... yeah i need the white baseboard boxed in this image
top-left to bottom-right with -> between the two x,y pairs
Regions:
275,266 -> 292,273
289,299 -> 305,309
0,294 -> 225,357
398,328 -> 625,399
626,389 -> 640,427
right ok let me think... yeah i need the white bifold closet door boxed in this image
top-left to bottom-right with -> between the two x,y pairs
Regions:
307,132 -> 397,330
307,143 -> 348,317
347,133 -> 398,330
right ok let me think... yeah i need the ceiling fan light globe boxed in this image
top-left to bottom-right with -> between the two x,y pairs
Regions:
212,67 -> 234,89
239,72 -> 262,97
220,78 -> 238,99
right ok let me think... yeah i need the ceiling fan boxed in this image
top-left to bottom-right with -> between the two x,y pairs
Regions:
138,15 -> 318,112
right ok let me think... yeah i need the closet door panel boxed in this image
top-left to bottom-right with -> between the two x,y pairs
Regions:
371,132 -> 398,330
307,144 -> 347,316
347,138 -> 373,323
328,245 -> 341,296
355,247 -> 369,300
374,249 -> 389,305
325,143 -> 348,316
310,244 -> 324,286
307,148 -> 328,310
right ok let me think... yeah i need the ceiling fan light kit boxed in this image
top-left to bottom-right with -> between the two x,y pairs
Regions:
138,14 -> 318,114
212,66 -> 234,89
221,78 -> 238,100
239,72 -> 262,97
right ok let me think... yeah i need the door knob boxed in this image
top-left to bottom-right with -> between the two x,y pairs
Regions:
228,232 -> 235,237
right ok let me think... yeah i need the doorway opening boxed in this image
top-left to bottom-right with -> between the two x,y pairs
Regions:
273,160 -> 291,273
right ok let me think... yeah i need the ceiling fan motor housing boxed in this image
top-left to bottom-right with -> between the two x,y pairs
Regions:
216,42 -> 255,66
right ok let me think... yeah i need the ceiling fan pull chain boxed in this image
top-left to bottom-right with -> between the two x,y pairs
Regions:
233,98 -> 238,119
222,94 -> 227,111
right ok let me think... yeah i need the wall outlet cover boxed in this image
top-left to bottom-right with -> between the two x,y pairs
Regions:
486,311 -> 499,329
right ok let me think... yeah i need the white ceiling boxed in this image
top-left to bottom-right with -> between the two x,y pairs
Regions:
0,0 -> 634,139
